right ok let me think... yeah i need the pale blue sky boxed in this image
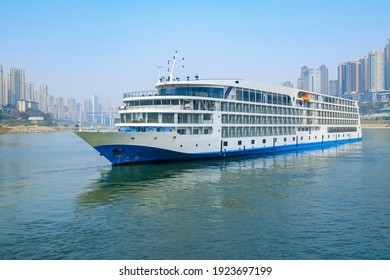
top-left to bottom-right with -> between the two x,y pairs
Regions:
1,0 -> 389,105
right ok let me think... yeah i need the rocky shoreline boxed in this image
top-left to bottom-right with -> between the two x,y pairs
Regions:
0,125 -> 72,134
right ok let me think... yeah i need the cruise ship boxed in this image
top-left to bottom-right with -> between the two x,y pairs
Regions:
76,61 -> 362,165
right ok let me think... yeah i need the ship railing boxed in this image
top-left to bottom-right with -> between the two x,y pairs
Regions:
123,90 -> 158,98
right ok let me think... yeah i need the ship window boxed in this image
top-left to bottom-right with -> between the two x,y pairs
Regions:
243,89 -> 249,101
251,139 -> 255,144
162,113 -> 174,123
147,113 -> 158,123
238,140 -> 242,145
263,139 -> 266,144
223,141 -> 228,146
140,100 -> 153,106
236,88 -> 243,101
250,90 -> 256,102
158,87 -> 224,98
203,114 -> 212,121
204,128 -> 211,134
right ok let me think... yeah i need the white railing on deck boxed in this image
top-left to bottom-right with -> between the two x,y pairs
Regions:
123,91 -> 158,98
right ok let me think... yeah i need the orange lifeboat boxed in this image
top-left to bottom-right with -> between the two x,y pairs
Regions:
302,96 -> 310,102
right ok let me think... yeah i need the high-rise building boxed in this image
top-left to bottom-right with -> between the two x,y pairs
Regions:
300,66 -> 308,79
302,68 -> 321,93
338,61 -> 359,95
67,98 -> 77,121
296,65 -> 308,90
385,38 -> 390,90
338,63 -> 346,96
47,94 -> 56,116
92,94 -> 100,123
348,61 -> 359,94
3,76 -> 9,106
8,68 -> 25,106
81,97 -> 92,122
56,96 -> 66,119
368,50 -> 385,92
25,82 -> 34,102
319,65 -> 329,94
39,84 -> 48,112
0,64 -> 3,108
358,56 -> 369,93
329,80 -> 339,96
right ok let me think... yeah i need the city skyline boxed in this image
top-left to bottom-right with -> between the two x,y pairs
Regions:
294,37 -> 390,100
1,0 -> 390,105
2,36 -> 389,117
0,63 -> 116,125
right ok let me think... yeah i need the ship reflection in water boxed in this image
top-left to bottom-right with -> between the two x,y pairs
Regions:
77,142 -> 360,208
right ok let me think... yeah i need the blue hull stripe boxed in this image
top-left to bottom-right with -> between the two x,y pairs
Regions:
94,138 -> 362,165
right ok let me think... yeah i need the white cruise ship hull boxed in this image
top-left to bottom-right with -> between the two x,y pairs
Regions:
75,130 -> 362,165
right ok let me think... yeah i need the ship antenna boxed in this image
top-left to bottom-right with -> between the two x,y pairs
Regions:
169,50 -> 178,82
156,65 -> 163,83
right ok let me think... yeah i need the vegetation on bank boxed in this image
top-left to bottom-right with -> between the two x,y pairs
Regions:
358,102 -> 387,116
0,107 -> 67,134
0,108 -> 54,126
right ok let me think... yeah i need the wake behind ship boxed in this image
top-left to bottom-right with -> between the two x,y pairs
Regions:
75,58 -> 362,165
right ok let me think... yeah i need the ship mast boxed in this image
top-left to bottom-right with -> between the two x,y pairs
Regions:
168,50 -> 178,82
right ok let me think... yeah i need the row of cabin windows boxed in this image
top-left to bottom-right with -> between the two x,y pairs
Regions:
221,102 -> 359,116
123,98 -> 358,116
124,99 -> 216,111
121,113 -> 212,124
153,86 -> 355,108
125,99 -> 180,107
222,114 -> 359,126
235,88 -> 292,105
223,138 -> 291,147
221,102 -> 302,114
221,126 -> 296,138
222,133 -> 353,147
322,96 -> 356,107
305,102 -> 358,113
223,115 -> 306,125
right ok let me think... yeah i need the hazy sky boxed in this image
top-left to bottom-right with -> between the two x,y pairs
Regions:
1,0 -> 389,105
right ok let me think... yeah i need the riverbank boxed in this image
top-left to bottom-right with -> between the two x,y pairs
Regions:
0,124 -> 71,134
361,123 -> 390,129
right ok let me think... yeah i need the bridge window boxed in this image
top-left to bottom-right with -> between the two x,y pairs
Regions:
158,87 -> 224,98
